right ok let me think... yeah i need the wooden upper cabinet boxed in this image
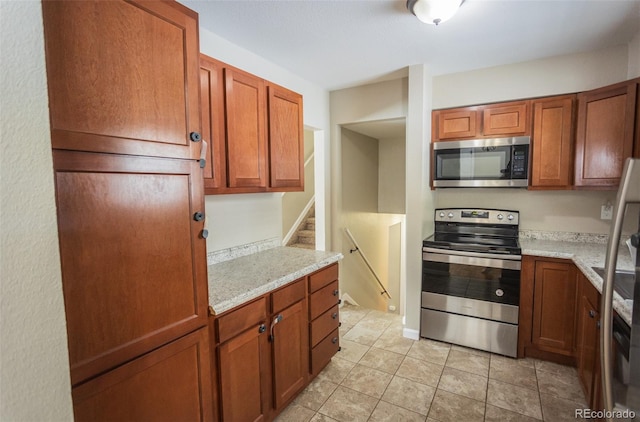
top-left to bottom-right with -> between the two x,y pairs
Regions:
53,150 -> 209,385
42,0 -> 201,160
199,54 -> 305,194
199,55 -> 227,191
483,100 -> 531,136
432,100 -> 530,142
574,78 -> 638,188
435,108 -> 480,140
530,95 -> 576,189
267,83 -> 304,191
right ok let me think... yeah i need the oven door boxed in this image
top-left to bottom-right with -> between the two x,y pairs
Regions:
421,249 -> 521,323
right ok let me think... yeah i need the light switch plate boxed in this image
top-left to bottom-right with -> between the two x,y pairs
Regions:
601,205 -> 613,220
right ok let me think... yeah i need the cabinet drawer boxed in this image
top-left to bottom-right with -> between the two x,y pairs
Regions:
310,305 -> 340,347
309,264 -> 339,293
216,297 -> 267,344
311,328 -> 339,375
309,280 -> 339,320
272,278 -> 306,314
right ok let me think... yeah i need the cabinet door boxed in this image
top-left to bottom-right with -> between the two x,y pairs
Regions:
576,274 -> 601,408
42,0 -> 201,160
482,101 -> 531,137
574,79 -> 637,188
200,54 -> 228,193
434,108 -> 479,140
218,323 -> 271,422
531,95 -> 575,189
267,83 -> 304,191
224,67 -> 268,189
532,260 -> 578,356
53,151 -> 208,385
272,299 -> 309,411
73,328 -> 213,422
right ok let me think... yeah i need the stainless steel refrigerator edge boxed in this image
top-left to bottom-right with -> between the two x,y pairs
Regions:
601,158 -> 640,421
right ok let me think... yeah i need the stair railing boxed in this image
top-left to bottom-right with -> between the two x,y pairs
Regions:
344,228 -> 392,299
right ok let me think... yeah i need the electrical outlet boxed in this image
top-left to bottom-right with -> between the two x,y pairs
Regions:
601,205 -> 613,220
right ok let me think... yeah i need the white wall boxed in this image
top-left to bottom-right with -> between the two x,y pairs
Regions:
198,29 -> 331,252
629,31 -> 640,78
433,45 -> 634,235
433,45 -> 629,109
378,136 -> 406,214
0,2 -> 74,420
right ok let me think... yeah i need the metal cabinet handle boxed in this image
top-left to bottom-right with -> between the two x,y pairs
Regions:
589,310 -> 596,318
333,289 -> 339,296
332,312 -> 338,319
331,337 -> 338,344
269,314 -> 283,342
258,324 -> 266,334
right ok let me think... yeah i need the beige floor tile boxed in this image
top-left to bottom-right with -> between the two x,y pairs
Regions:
315,357 -> 356,385
490,355 -> 538,391
274,403 -> 316,422
358,347 -> 405,374
372,328 -> 415,355
318,386 -> 378,422
445,349 -> 490,377
427,389 -> 484,422
381,375 -> 436,416
351,316 -> 393,333
310,413 -> 339,422
293,376 -> 339,411
407,339 -> 451,366
536,367 -> 586,404
341,323 -> 382,346
340,364 -> 393,399
369,400 -> 427,422
339,305 -> 370,327
396,356 -> 443,387
534,360 -> 578,378
437,366 -> 488,402
540,393 -> 587,422
487,379 -> 543,420
491,354 -> 536,369
337,339 -> 370,363
484,403 -> 541,422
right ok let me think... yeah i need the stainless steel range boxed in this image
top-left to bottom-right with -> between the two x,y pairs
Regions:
421,208 -> 521,357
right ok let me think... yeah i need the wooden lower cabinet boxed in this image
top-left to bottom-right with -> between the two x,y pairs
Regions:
72,328 -> 213,422
576,272 -> 602,411
212,264 -> 339,421
519,256 -> 578,363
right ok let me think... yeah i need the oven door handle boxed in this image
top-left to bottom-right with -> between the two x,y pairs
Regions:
423,250 -> 522,271
423,247 -> 521,261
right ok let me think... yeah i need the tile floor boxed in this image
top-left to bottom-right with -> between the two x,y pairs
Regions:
276,304 -> 588,422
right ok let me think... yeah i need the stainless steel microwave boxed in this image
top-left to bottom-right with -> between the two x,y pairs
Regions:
432,136 -> 530,188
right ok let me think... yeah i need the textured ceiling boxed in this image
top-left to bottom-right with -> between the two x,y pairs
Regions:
184,0 -> 640,91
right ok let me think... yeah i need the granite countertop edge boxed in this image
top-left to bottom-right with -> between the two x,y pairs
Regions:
521,238 -> 634,326
208,247 -> 344,315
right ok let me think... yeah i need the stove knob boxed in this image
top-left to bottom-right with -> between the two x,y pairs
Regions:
497,214 -> 504,220
447,212 -> 454,219
507,214 -> 514,221
439,212 -> 445,218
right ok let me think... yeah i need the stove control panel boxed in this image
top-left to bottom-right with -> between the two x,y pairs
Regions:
435,208 -> 519,225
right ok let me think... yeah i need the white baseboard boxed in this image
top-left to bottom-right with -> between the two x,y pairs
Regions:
340,292 -> 359,307
403,328 -> 420,340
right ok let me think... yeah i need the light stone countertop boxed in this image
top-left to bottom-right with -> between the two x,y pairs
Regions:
520,238 -> 634,326
207,247 -> 343,315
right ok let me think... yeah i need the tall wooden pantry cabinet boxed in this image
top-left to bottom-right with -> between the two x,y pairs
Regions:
42,1 -> 213,420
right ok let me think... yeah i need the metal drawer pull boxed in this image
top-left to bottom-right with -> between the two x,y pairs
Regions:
258,324 -> 266,334
332,312 -> 338,319
333,289 -> 339,296
331,337 -> 338,344
589,310 -> 596,318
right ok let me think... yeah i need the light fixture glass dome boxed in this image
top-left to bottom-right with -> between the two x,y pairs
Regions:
407,0 -> 463,25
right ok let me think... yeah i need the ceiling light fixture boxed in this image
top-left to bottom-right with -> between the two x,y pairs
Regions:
407,0 -> 463,26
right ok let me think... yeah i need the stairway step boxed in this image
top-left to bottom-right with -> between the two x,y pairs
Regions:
289,242 -> 315,250
297,229 -> 315,238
